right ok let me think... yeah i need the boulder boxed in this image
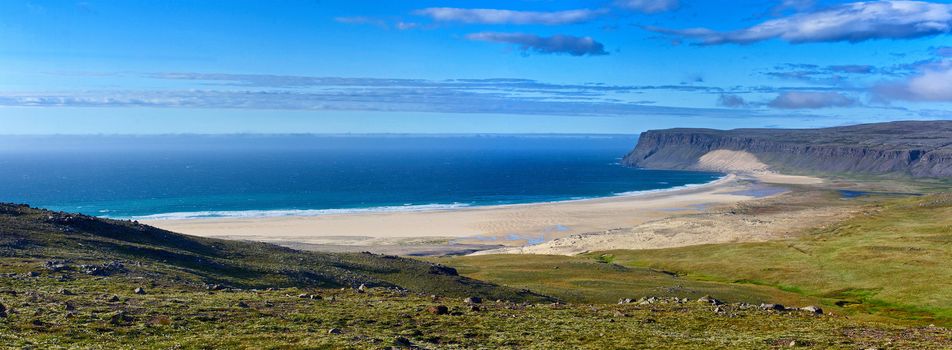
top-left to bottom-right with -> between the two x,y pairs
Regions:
800,305 -> 823,314
328,328 -> 342,335
107,295 -> 121,302
760,303 -> 785,311
698,295 -> 724,305
393,336 -> 413,347
45,260 -> 70,272
109,311 -> 133,325
133,287 -> 146,295
463,297 -> 482,304
427,305 -> 449,315
236,301 -> 249,308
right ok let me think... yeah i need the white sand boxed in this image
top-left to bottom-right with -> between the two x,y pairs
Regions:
145,150 -> 827,255
145,174 -> 770,247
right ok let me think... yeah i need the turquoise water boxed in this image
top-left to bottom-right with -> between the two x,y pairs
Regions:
0,135 -> 723,219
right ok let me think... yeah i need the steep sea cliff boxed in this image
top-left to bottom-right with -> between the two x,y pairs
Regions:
623,121 -> 952,178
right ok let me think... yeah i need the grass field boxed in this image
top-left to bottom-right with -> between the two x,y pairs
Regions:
603,193 -> 952,325
2,264 -> 949,349
438,193 -> 952,327
1,193 -> 950,347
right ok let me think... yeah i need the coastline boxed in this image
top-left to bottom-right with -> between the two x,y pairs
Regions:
142,172 -> 821,255
131,173 -> 733,221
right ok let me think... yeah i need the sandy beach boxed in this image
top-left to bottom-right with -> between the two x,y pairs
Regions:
144,171 -> 825,255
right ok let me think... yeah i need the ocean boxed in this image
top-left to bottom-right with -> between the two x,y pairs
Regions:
0,135 -> 723,219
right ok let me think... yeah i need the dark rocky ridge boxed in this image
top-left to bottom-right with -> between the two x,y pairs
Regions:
623,121 -> 952,178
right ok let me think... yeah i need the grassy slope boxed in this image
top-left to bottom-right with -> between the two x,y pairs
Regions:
3,203 -> 948,348
432,254 -> 822,307
2,269 -> 949,349
0,203 -> 548,303
436,193 -> 952,327
599,193 -> 952,325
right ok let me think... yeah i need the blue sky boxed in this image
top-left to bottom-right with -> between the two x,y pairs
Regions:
1,0 -> 951,134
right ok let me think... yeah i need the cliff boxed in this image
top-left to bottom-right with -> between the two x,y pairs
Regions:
623,121 -> 952,178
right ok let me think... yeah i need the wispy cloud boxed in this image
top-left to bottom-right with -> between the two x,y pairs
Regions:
466,32 -> 608,56
718,94 -> 749,108
934,46 -> 952,56
763,63 -> 891,86
414,8 -> 606,25
614,0 -> 679,13
334,16 -> 388,28
772,0 -> 816,13
874,59 -> 952,101
647,1 -> 952,44
0,73 -> 784,119
768,91 -> 858,108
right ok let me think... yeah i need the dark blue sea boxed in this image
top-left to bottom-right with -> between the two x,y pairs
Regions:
0,135 -> 723,219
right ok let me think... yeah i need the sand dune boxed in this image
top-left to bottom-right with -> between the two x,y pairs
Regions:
697,150 -> 769,172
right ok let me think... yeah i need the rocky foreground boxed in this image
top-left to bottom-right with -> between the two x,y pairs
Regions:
1,261 -> 950,349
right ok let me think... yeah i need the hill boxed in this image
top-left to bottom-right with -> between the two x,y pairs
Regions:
1,202 -> 950,348
0,203 -> 548,302
623,121 -> 952,177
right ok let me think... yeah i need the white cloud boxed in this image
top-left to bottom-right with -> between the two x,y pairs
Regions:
768,92 -> 857,108
466,33 -> 609,56
718,94 -> 749,108
875,60 -> 952,101
615,0 -> 679,13
648,1 -> 952,44
414,8 -> 605,25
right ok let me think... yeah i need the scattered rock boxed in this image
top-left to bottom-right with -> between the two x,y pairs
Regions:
761,303 -> 785,311
427,305 -> 449,315
463,297 -> 482,304
45,260 -> 70,272
309,294 -> 323,300
110,311 -> 133,325
393,336 -> 413,347
206,284 -> 224,291
613,311 -> 628,318
800,305 -> 823,314
328,328 -> 342,335
25,271 -> 40,278
297,293 -> 310,299
697,295 -> 724,305
428,264 -> 458,276
59,288 -> 74,296
133,287 -> 146,295
618,298 -> 634,304
107,295 -> 120,302
80,261 -> 126,276
357,284 -> 367,293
